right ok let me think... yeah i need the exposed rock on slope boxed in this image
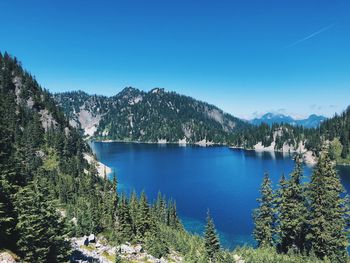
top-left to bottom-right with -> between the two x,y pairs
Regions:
54,88 -> 249,143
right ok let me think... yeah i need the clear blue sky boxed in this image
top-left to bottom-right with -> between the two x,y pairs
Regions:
1,0 -> 349,119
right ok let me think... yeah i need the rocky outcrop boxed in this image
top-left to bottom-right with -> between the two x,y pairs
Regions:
83,154 -> 112,178
71,236 -> 183,263
0,251 -> 19,263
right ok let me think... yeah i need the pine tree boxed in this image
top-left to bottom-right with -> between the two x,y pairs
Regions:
14,178 -> 70,262
274,173 -> 287,247
116,193 -> 133,243
135,191 -> 154,239
204,211 -> 220,261
277,155 -> 307,253
253,172 -> 275,247
155,191 -> 166,223
306,149 -> 349,262
129,190 -> 139,235
166,199 -> 182,230
0,172 -> 16,247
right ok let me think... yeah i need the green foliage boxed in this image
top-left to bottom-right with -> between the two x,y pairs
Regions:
234,246 -> 334,263
253,153 -> 350,262
54,88 -> 249,143
0,52 -> 111,260
204,211 -> 220,261
277,155 -> 307,253
144,230 -> 169,259
135,191 -> 154,240
306,149 -> 349,262
115,193 -> 133,244
253,172 -> 275,247
115,253 -> 123,263
14,177 -> 71,262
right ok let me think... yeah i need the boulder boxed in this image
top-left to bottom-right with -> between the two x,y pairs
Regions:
119,244 -> 136,254
88,233 -> 96,243
233,254 -> 245,263
134,244 -> 143,253
0,252 -> 18,263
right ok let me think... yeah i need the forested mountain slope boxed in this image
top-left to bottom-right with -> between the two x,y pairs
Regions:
234,108 -> 350,164
54,88 -> 249,143
0,52 -> 114,261
55,87 -> 350,163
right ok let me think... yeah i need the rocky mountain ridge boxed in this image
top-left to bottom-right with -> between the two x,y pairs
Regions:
54,87 -> 249,144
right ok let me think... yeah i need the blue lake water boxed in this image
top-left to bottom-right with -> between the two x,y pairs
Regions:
90,142 -> 350,249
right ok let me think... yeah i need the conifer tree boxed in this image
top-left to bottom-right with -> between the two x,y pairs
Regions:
155,191 -> 166,223
116,193 -> 133,244
204,211 -> 220,261
0,173 -> 16,247
253,172 -> 275,247
14,178 -> 70,262
277,155 -> 307,253
307,149 -> 349,262
135,191 -> 154,239
129,190 -> 139,235
274,173 -> 287,246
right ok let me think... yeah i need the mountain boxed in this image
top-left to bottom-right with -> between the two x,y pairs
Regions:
0,52 -> 99,260
297,114 -> 327,128
54,87 -> 249,144
250,113 -> 326,128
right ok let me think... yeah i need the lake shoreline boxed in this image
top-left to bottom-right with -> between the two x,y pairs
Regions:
83,153 -> 112,178
90,139 -> 317,165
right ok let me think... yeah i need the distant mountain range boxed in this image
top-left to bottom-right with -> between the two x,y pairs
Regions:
249,113 -> 326,128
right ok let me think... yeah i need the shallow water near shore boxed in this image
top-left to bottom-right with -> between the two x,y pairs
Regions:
90,141 -> 350,249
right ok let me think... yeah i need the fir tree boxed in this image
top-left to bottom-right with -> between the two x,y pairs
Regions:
14,178 -> 70,262
0,172 -> 16,247
135,191 -> 154,239
129,190 -> 139,235
306,149 -> 349,262
253,172 -> 275,247
154,191 -> 166,223
116,193 -> 133,244
204,211 -> 220,261
277,155 -> 307,253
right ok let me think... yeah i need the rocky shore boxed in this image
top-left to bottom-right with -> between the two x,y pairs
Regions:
84,154 -> 112,178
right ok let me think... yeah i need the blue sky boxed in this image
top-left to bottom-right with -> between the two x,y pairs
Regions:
1,0 -> 349,119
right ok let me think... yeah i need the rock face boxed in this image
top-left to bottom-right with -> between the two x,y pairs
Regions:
233,254 -> 245,263
116,242 -> 182,263
88,234 -> 96,243
0,252 -> 18,263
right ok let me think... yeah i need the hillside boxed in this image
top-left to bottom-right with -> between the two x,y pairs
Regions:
54,88 -> 249,144
235,108 -> 350,164
0,52 -> 111,261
